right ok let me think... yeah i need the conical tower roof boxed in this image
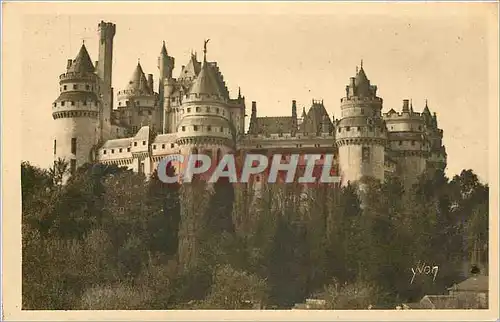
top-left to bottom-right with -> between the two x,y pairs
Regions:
68,44 -> 95,73
189,62 -> 223,97
355,66 -> 369,87
160,41 -> 168,56
126,62 -> 151,94
423,100 -> 431,115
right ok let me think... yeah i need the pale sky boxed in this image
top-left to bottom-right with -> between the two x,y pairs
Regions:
18,3 -> 496,183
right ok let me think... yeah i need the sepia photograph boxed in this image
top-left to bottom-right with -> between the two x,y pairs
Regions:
2,1 -> 499,321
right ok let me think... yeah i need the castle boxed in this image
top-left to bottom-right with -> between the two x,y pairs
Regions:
52,21 -> 447,187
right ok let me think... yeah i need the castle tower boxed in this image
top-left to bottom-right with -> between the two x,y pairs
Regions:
158,41 -> 175,133
97,21 -> 116,142
52,44 -> 100,175
336,63 -> 387,185
175,40 -> 235,161
116,62 -> 159,134
384,99 -> 427,187
422,101 -> 447,171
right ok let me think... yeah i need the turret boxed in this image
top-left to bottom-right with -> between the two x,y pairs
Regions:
158,41 -> 175,134
117,62 -> 158,133
176,40 -> 234,155
336,62 -> 387,185
291,100 -> 297,136
402,99 -> 410,113
52,43 -> 100,177
248,101 -> 257,134
97,21 -> 116,142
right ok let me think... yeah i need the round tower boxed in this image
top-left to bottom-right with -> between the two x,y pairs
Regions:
336,63 -> 387,185
158,41 -> 175,134
383,99 -> 428,187
175,43 -> 234,166
116,62 -> 158,134
52,44 -> 100,175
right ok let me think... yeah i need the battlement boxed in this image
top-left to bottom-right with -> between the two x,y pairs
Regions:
59,72 -> 97,83
184,92 -> 228,103
341,96 -> 383,104
98,21 -> 116,40
383,111 -> 423,119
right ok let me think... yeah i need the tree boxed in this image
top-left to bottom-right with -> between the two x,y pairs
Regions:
200,265 -> 269,309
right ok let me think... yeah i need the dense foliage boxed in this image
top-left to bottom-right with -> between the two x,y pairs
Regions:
21,160 -> 489,309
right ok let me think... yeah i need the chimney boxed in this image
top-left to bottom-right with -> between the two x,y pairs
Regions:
322,114 -> 330,134
292,100 -> 297,118
350,77 -> 356,87
67,59 -> 73,69
147,74 -> 154,94
402,99 -> 410,113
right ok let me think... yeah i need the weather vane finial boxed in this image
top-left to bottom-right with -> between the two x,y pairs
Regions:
203,39 -> 211,62
360,59 -> 363,69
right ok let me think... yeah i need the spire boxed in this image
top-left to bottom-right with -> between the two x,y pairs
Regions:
189,59 -> 223,97
67,43 -> 95,73
126,61 -> 151,94
160,41 -> 168,56
410,99 -> 414,113
423,99 -> 431,114
360,59 -> 363,69
238,87 -> 242,99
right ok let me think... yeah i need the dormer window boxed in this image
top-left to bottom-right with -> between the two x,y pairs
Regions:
187,108 -> 191,113
153,145 -> 156,150
196,107 -> 200,112
111,149 -> 114,154
119,148 -> 123,153
162,144 -> 165,149
63,85 -> 67,90
142,141 -> 146,145
127,147 -> 131,152
182,126 -> 186,131
171,143 -> 174,148
103,150 -> 106,154
206,107 -> 210,112
73,84 -> 78,90
134,142 -> 138,147
207,126 -> 211,131
83,101 -> 87,106
71,101 -> 75,106
61,101 -> 65,106
216,108 -> 220,114
86,85 -> 90,90
346,126 -> 350,131
193,125 -> 198,131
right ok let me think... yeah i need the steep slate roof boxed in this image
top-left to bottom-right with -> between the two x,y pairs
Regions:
68,44 -> 95,73
102,138 -> 132,149
134,126 -> 150,141
207,62 -> 230,98
126,62 -> 151,94
355,66 -> 369,86
253,116 -> 295,135
189,62 -> 223,97
299,102 -> 332,134
154,133 -> 177,144
179,54 -> 201,80
54,91 -> 98,102
448,275 -> 488,292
